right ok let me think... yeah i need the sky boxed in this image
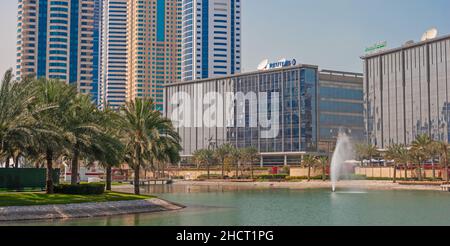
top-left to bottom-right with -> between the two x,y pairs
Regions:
1,0 -> 450,74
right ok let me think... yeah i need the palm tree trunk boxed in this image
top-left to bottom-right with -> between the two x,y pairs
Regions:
417,161 -> 423,181
307,165 -> 311,182
445,157 -> 449,183
207,164 -> 210,179
221,159 -> 225,179
106,164 -> 112,191
432,161 -> 436,181
5,157 -> 10,168
134,149 -> 141,195
393,164 -> 397,183
405,163 -> 408,180
71,148 -> 79,185
322,164 -> 326,181
14,154 -> 19,168
46,149 -> 54,194
134,166 -> 140,195
251,163 -> 254,179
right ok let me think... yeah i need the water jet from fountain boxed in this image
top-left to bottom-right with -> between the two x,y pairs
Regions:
330,131 -> 354,192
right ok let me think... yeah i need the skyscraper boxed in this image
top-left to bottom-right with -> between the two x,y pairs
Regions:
127,0 -> 182,111
181,0 -> 241,82
100,0 -> 128,109
16,0 -> 102,104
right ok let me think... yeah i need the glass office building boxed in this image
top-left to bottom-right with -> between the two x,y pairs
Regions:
318,70 -> 364,152
362,34 -> 450,148
165,64 -> 364,165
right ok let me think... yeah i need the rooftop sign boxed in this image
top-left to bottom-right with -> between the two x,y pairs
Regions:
365,41 -> 387,54
257,58 -> 297,71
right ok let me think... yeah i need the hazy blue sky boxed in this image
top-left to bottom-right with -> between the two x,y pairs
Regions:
1,0 -> 450,74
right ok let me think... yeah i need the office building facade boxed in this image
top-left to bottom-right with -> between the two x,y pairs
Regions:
181,0 -> 241,82
127,0 -> 182,111
100,0 -> 128,109
363,34 -> 450,148
165,64 -> 364,165
318,70 -> 364,152
16,0 -> 102,104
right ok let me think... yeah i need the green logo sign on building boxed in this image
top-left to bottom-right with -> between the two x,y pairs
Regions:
365,41 -> 387,54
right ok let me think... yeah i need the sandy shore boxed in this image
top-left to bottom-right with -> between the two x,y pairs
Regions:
0,198 -> 184,222
167,180 -> 445,191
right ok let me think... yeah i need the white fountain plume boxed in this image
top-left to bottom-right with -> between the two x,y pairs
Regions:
330,130 -> 354,192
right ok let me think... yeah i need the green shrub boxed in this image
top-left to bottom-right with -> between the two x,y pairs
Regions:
256,174 -> 288,180
54,183 -> 105,195
286,176 -> 325,181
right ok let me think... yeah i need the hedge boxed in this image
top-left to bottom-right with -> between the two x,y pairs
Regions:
54,183 -> 105,195
256,174 -> 288,180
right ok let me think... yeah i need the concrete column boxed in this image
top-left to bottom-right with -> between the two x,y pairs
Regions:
260,156 -> 264,168
284,155 -> 288,166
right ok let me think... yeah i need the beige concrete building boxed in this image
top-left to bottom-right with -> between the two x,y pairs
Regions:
127,0 -> 182,111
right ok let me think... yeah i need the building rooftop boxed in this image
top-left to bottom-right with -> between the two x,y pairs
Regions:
165,64 -> 364,87
361,33 -> 450,59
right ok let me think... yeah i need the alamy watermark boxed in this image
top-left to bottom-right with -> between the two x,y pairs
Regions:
169,84 -> 280,139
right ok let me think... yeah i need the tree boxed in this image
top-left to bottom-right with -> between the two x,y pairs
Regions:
240,147 -> 259,179
411,134 -> 432,181
228,146 -> 241,179
32,78 -> 77,193
192,149 -> 216,179
89,108 -> 125,191
214,144 -> 233,179
433,141 -> 450,183
385,144 -> 409,183
0,70 -> 39,170
355,143 -> 378,167
302,155 -> 317,182
121,98 -> 180,195
317,156 -> 329,181
64,94 -> 105,185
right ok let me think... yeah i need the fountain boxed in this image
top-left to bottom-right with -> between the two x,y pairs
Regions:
330,131 -> 354,192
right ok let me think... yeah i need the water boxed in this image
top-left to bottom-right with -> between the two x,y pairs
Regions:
3,184 -> 450,226
330,132 -> 354,192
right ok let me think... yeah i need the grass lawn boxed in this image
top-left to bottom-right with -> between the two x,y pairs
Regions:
0,192 -> 155,207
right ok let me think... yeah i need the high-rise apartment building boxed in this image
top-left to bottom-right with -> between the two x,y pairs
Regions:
100,0 -> 128,109
181,0 -> 241,82
16,0 -> 102,104
127,0 -> 182,111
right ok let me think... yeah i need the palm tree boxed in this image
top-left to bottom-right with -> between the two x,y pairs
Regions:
121,98 -> 180,195
302,155 -> 317,182
89,109 -> 125,191
228,147 -> 241,179
0,70 -> 39,170
385,144 -> 409,183
32,78 -> 77,193
355,143 -> 378,167
65,94 -> 105,185
434,141 -> 449,183
317,156 -> 329,181
192,149 -> 216,179
411,134 -> 432,181
214,144 -> 233,179
240,147 -> 259,179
